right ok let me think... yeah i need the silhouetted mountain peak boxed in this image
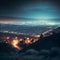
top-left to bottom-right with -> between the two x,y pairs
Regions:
26,27 -> 60,51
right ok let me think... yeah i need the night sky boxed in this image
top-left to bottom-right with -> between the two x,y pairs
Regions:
0,0 -> 60,26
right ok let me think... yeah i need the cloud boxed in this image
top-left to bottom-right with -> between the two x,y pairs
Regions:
21,49 -> 39,56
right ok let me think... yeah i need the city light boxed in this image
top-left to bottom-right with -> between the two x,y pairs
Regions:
25,38 -> 32,44
0,31 -> 41,51
6,37 -> 10,40
11,38 -> 22,50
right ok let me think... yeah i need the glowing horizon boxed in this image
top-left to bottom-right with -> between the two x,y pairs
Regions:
0,19 -> 60,26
